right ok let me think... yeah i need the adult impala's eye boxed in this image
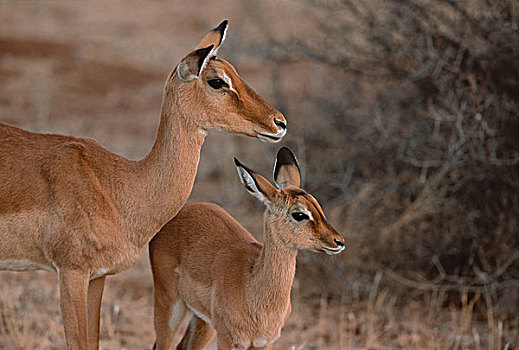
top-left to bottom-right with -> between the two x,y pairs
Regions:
292,212 -> 310,222
207,78 -> 228,89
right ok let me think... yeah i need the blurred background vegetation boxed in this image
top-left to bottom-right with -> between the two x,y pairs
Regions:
0,0 -> 517,349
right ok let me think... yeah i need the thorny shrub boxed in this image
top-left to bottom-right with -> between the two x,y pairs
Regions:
245,0 -> 519,318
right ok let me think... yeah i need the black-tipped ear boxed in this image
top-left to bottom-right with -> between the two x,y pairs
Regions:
195,20 -> 228,52
273,147 -> 301,188
177,44 -> 214,82
213,20 -> 228,46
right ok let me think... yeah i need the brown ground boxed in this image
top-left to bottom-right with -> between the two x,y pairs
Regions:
0,1 -> 516,349
0,1 -> 338,349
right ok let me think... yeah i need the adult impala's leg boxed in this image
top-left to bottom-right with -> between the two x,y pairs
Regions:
87,276 -> 106,350
176,315 -> 215,349
59,269 -> 90,350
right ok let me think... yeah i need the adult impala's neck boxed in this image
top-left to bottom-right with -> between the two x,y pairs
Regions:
123,89 -> 205,248
246,214 -> 297,317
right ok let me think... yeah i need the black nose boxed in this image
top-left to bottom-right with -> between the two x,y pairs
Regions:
274,118 -> 286,129
334,238 -> 344,247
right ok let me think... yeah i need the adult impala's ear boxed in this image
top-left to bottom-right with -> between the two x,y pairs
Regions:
177,45 -> 214,82
195,20 -> 228,56
234,158 -> 277,207
273,147 -> 301,188
177,21 -> 228,82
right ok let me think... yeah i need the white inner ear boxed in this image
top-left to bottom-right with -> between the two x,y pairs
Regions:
236,167 -> 269,206
273,158 -> 282,189
177,47 -> 216,82
177,61 -> 198,82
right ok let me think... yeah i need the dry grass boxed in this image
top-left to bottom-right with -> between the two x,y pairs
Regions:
0,1 -> 518,349
3,263 -> 514,349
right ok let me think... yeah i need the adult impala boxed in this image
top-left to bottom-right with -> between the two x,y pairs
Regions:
0,20 -> 286,349
149,147 -> 345,350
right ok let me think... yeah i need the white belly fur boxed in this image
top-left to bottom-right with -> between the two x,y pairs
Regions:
169,300 -> 188,331
0,259 -> 54,272
186,303 -> 213,327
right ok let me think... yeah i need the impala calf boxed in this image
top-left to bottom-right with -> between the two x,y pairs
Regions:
0,20 -> 285,349
149,147 -> 345,350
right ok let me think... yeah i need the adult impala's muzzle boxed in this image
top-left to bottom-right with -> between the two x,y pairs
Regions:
321,236 -> 345,255
257,115 -> 287,143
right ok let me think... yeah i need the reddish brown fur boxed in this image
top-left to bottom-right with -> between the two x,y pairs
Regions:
149,149 -> 345,350
0,21 -> 285,350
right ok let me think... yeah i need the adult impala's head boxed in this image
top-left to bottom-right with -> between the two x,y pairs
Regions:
165,20 -> 286,143
234,147 -> 345,254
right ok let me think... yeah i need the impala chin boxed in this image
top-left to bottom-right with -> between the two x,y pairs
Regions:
257,129 -> 286,143
321,245 -> 345,255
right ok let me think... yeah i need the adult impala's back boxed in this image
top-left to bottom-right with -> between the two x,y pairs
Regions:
0,20 -> 285,350
149,148 -> 345,349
